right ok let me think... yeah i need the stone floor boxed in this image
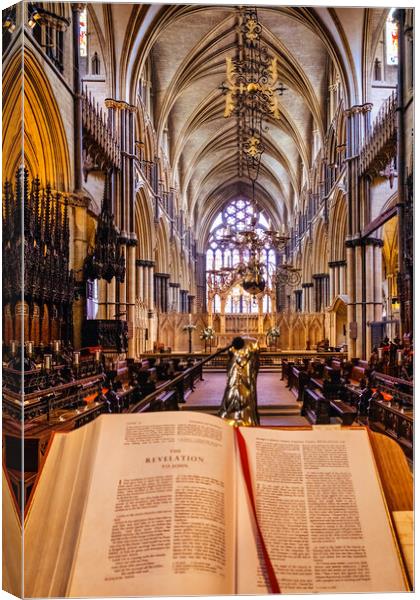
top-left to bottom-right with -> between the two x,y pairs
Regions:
182,370 -> 309,426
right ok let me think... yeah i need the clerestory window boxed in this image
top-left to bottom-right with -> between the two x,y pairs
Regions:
386,9 -> 398,66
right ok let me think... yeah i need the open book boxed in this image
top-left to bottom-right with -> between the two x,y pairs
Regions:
5,411 -> 409,596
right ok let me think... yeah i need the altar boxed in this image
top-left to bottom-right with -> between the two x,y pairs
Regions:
210,313 -> 278,350
216,333 -> 270,349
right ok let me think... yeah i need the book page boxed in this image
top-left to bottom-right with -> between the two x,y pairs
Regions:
67,411 -> 236,597
24,422 -> 103,598
2,470 -> 22,597
236,427 -> 407,594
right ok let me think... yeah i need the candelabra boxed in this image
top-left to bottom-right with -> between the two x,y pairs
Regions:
220,218 -> 289,254
182,316 -> 197,354
206,265 -> 240,291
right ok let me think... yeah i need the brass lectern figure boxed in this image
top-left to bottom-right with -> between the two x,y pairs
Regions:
219,336 -> 260,426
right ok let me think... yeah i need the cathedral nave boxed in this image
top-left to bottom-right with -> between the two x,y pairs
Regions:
2,3 -> 413,561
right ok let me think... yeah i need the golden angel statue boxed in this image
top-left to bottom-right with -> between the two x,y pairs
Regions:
218,336 -> 260,426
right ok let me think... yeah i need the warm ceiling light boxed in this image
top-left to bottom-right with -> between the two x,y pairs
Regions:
28,6 -> 41,29
3,14 -> 16,32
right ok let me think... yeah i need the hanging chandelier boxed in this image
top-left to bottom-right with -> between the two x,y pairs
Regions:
216,218 -> 288,295
217,7 -> 301,293
219,216 -> 289,254
221,6 -> 286,185
206,267 -> 237,295
207,262 -> 267,298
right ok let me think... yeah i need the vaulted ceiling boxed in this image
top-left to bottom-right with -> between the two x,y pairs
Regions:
89,4 -> 391,236
147,6 -> 331,228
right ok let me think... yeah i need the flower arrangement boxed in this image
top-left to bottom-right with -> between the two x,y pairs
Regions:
200,327 -> 215,341
267,326 -> 280,339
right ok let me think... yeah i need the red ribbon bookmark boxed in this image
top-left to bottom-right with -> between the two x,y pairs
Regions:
235,427 -> 281,594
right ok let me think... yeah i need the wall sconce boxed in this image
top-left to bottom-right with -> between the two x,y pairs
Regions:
3,14 -> 16,32
28,5 -> 41,29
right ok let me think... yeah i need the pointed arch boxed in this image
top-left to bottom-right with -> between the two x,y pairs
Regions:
3,50 -> 71,189
135,188 -> 155,259
329,189 -> 347,262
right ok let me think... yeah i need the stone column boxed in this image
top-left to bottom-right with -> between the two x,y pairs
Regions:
396,9 -> 411,335
154,275 -> 159,312
164,277 -> 169,313
373,244 -> 383,322
354,244 -> 363,358
72,205 -> 87,349
71,3 -> 83,193
168,282 -> 174,311
159,277 -> 163,312
168,284 -> 173,311
329,264 -> 335,302
127,238 -> 137,357
160,277 -> 164,311
323,275 -> 328,310
346,241 -> 356,358
149,264 -> 154,310
157,275 -> 170,313
302,283 -> 311,313
339,263 -> 346,295
344,102 -> 372,359
143,264 -> 149,308
136,261 -> 143,301
173,286 -> 178,312
147,308 -> 154,352
365,242 -> 374,354
169,282 -> 180,312
334,267 -> 340,298
175,284 -> 180,312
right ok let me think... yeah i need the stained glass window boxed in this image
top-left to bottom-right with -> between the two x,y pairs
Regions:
80,7 -> 87,57
386,10 -> 398,66
206,198 -> 277,314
